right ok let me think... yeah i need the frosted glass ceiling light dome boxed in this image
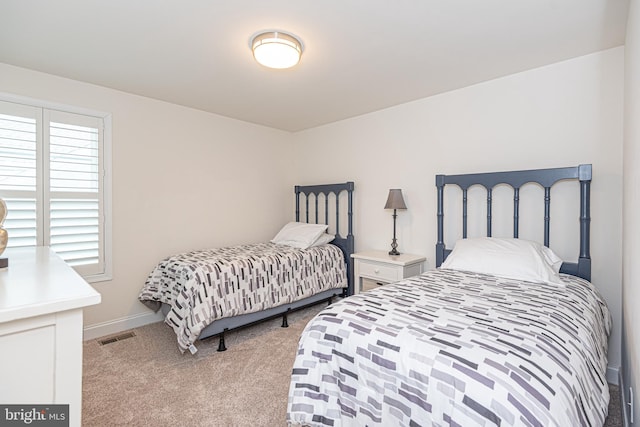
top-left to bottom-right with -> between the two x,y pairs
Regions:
251,31 -> 303,69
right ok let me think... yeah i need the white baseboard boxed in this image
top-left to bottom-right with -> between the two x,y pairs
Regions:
608,366 -> 620,385
619,370 -> 631,427
83,311 -> 163,341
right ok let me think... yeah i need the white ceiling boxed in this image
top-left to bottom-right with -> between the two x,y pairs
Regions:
0,1 -> 630,132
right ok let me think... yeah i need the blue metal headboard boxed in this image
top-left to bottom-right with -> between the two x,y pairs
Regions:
435,165 -> 592,281
295,182 -> 355,296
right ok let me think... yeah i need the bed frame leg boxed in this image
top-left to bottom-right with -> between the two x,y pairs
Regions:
328,296 -> 333,306
282,309 -> 290,328
217,329 -> 228,352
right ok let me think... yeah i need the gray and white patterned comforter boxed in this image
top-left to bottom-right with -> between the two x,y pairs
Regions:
287,268 -> 611,427
139,242 -> 346,353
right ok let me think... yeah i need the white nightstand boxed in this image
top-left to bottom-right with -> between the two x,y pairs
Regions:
351,250 -> 426,294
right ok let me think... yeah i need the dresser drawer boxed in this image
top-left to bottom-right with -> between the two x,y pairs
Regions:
358,261 -> 399,282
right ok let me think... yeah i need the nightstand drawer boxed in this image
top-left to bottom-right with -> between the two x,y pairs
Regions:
358,261 -> 399,282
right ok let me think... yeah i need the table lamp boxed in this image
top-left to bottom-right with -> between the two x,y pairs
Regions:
384,189 -> 407,255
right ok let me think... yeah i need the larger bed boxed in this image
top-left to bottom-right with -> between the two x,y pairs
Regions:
139,182 -> 355,353
287,165 -> 612,427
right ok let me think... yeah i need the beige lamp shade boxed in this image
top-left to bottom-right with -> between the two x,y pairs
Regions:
384,189 -> 407,210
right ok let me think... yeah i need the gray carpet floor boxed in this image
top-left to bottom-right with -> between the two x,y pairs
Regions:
83,303 -> 623,426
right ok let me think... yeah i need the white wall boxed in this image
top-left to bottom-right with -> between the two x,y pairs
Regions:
0,63 -> 296,333
623,0 -> 640,423
293,48 -> 624,377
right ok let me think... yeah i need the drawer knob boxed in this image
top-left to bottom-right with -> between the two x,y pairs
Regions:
374,268 -> 380,273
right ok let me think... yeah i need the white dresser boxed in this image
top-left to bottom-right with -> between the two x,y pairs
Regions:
0,247 -> 101,427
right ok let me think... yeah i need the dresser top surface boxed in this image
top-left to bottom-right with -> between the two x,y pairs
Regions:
0,247 -> 101,323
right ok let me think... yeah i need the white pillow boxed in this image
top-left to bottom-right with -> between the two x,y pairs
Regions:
309,233 -> 335,247
440,237 -> 563,285
541,245 -> 563,274
271,222 -> 328,249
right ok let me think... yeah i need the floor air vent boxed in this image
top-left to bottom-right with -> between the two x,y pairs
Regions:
98,331 -> 136,345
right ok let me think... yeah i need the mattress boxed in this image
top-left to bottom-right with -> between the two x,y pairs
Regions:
287,268 -> 611,427
139,242 -> 347,352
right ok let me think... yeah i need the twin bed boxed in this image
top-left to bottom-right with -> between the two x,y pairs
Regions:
287,165 -> 612,427
138,182 -> 354,353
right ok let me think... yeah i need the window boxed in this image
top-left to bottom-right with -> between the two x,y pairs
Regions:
0,97 -> 111,282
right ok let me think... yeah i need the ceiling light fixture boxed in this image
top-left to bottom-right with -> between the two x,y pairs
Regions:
251,31 -> 303,69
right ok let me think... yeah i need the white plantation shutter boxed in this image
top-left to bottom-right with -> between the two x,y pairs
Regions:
3,198 -> 38,247
0,101 -> 41,249
0,98 -> 111,281
47,111 -> 103,275
50,199 -> 100,267
0,114 -> 37,191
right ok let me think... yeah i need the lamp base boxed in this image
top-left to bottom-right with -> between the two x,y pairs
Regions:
389,210 -> 401,256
